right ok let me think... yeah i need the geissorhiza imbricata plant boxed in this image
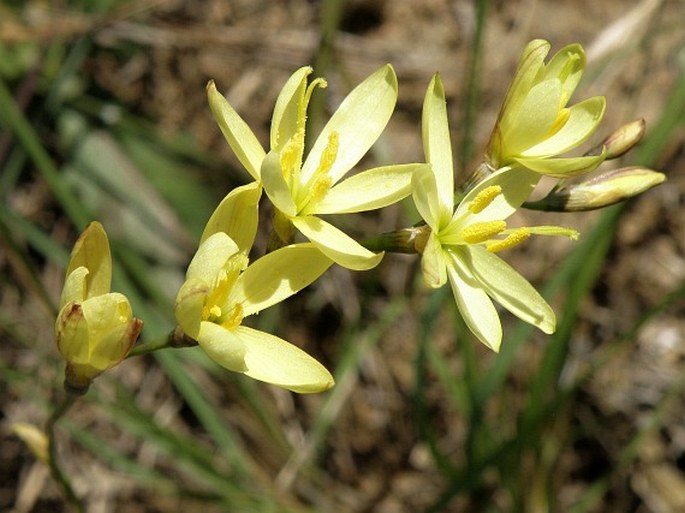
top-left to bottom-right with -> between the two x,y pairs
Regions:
36,38 -> 666,508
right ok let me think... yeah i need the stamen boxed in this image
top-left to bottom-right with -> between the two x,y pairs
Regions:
468,186 -> 502,214
486,228 -> 531,252
280,128 -> 305,185
548,107 -> 570,136
208,305 -> 222,320
309,176 -> 333,205
301,132 -> 338,208
221,304 -> 244,331
201,254 -> 249,323
460,220 -> 507,244
527,225 -> 580,240
317,132 -> 339,175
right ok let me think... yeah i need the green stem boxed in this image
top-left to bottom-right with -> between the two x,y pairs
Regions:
361,225 -> 430,254
46,394 -> 84,513
128,326 -> 197,358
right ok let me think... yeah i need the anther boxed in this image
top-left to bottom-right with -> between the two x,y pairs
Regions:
486,228 -> 531,252
468,186 -> 502,214
460,220 -> 507,244
222,304 -> 244,331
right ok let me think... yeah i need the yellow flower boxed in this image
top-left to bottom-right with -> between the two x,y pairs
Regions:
55,222 -> 142,393
209,65 -> 423,270
415,75 -> 579,351
485,39 -> 607,177
175,195 -> 334,393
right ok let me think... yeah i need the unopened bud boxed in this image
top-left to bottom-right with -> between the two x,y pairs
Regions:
585,119 -> 645,160
56,222 -> 143,395
525,167 -> 665,211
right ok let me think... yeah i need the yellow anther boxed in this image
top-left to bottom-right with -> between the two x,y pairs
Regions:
227,253 -> 249,274
301,132 -> 338,209
468,186 -> 502,214
486,228 -> 531,253
548,107 -> 570,137
310,176 -> 333,204
280,129 -> 305,184
460,220 -> 507,244
221,303 -> 244,331
318,132 -> 339,175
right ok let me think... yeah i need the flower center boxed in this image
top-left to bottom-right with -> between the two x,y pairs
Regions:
444,183 -> 578,252
299,131 -> 338,211
201,253 -> 248,330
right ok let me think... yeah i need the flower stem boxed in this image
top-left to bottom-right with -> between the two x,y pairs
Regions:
361,225 -> 431,254
128,326 -> 198,358
46,393 -> 83,513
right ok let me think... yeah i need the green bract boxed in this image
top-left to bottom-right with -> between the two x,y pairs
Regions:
414,74 -> 580,351
55,222 -> 142,392
485,39 -> 607,177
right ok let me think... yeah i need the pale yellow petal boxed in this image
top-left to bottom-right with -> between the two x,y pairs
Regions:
411,165 -> 445,232
544,43 -> 586,106
494,40 -> 551,134
300,65 -> 398,185
514,151 -> 606,178
520,96 -> 606,158
422,73 -> 454,222
81,293 -> 135,370
196,321 -> 247,373
200,181 -> 262,253
186,232 -> 239,282
233,243 -> 333,316
60,266 -> 88,309
501,78 -> 562,157
174,276 -> 210,339
270,67 -> 312,150
459,245 -> 555,335
207,80 -> 266,181
197,323 -> 334,393
67,221 -> 111,298
292,215 -> 383,270
261,150 -> 298,216
420,233 -> 448,288
310,164 -> 422,215
446,254 -> 502,352
450,166 -> 539,226
55,301 -> 90,364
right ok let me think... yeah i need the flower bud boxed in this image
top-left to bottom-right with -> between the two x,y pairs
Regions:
55,222 -> 143,394
525,167 -> 666,211
585,119 -> 646,160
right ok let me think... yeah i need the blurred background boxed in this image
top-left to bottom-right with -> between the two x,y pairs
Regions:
1,0 -> 685,511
